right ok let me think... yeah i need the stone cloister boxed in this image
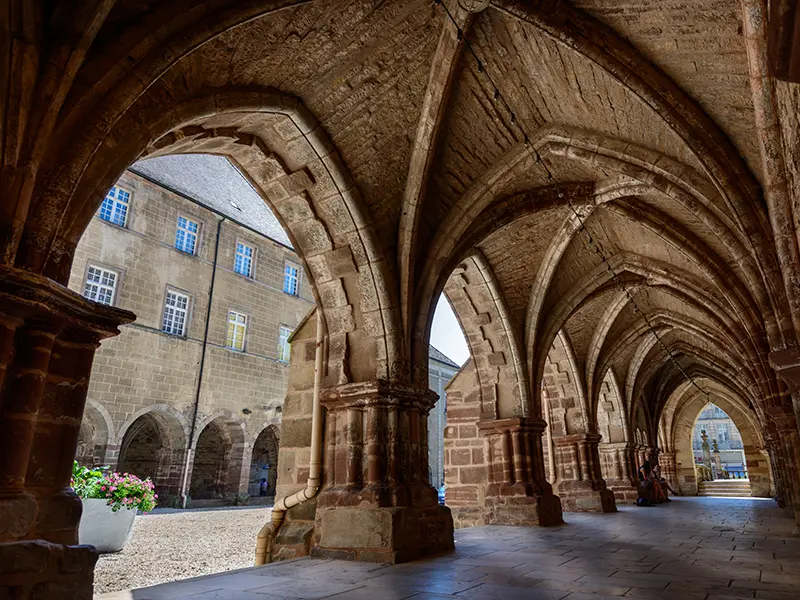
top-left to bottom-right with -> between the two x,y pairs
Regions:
2,0 -> 800,597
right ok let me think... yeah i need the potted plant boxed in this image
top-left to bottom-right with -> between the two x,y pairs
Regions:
71,461 -> 158,553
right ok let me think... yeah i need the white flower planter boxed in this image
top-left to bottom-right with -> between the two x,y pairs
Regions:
78,498 -> 137,553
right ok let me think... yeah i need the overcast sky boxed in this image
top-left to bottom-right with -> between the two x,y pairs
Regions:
430,295 -> 469,366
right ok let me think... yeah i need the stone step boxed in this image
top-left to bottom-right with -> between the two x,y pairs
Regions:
699,483 -> 752,489
698,480 -> 752,497
698,482 -> 751,488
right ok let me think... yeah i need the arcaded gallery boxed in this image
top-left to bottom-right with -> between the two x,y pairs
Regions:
2,0 -> 800,598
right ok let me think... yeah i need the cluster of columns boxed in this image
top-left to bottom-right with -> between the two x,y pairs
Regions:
0,268 -> 133,598
768,351 -> 800,525
311,381 -> 454,563
552,433 -> 617,512
477,418 -> 563,525
599,442 -> 640,502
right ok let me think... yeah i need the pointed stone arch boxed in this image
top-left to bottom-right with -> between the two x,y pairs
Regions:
189,415 -> 247,501
21,88 -> 403,384
250,424 -> 281,497
663,380 -> 773,497
117,407 -> 188,501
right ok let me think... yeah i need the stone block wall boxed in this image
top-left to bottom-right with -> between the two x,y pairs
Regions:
0,541 -> 97,600
271,312 -> 318,560
443,361 -> 489,528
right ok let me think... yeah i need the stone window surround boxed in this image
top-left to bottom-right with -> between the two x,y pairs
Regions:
277,324 -> 293,363
283,261 -> 301,296
81,260 -> 125,307
99,184 -> 132,228
226,308 -> 249,352
174,212 -> 202,256
161,285 -> 193,337
234,238 -> 257,279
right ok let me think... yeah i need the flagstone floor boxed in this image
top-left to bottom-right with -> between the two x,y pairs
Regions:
97,497 -> 800,600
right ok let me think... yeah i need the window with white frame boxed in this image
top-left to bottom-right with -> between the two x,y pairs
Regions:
278,326 -> 293,362
175,216 -> 199,255
234,242 -> 254,277
283,262 -> 300,296
226,311 -> 248,351
83,265 -> 118,305
99,186 -> 131,227
162,290 -> 189,336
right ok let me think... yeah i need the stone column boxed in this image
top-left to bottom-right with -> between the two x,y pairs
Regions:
477,417 -> 563,526
767,349 -> 800,523
635,445 -> 647,469
659,451 -> 678,492
313,381 -> 454,563
764,424 -> 787,506
0,266 -> 134,599
744,444 -> 773,497
771,409 -> 800,525
552,433 -> 616,512
600,441 -> 639,502
769,348 -> 800,427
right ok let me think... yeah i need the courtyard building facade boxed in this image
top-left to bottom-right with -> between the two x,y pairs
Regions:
3,1 -> 800,598
69,154 -> 314,505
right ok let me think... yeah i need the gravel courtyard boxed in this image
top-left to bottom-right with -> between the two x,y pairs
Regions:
94,506 -> 270,595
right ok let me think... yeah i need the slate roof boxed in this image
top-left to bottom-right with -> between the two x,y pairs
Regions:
130,154 -> 293,248
429,345 -> 460,369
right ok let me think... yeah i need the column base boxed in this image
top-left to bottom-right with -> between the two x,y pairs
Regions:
605,479 -> 640,503
484,485 -> 564,526
312,504 -> 454,564
556,484 -> 617,513
0,541 -> 97,599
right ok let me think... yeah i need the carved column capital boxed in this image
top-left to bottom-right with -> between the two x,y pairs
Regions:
553,432 -> 602,447
765,404 -> 798,433
769,348 -> 800,393
476,417 -> 547,437
320,379 -> 438,413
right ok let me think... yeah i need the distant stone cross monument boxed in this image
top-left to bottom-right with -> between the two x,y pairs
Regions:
712,439 -> 723,478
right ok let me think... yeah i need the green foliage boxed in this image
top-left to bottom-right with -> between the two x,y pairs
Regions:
71,461 -> 158,513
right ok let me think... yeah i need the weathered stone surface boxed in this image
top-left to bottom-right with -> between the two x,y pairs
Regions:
4,0 -> 800,592
314,505 -> 454,563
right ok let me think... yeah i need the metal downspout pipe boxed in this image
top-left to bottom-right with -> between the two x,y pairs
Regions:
255,309 -> 325,565
180,216 -> 224,509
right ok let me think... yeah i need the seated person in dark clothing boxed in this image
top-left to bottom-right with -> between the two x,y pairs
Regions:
637,460 -> 667,504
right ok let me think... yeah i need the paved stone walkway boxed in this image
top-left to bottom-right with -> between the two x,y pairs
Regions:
97,497 -> 800,600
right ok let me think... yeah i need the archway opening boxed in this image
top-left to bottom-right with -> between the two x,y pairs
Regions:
662,381 -> 774,499
118,413 -> 173,499
249,426 -> 279,500
428,294 -> 467,499
692,402 -> 748,481
74,401 -> 112,467
190,420 -> 233,501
